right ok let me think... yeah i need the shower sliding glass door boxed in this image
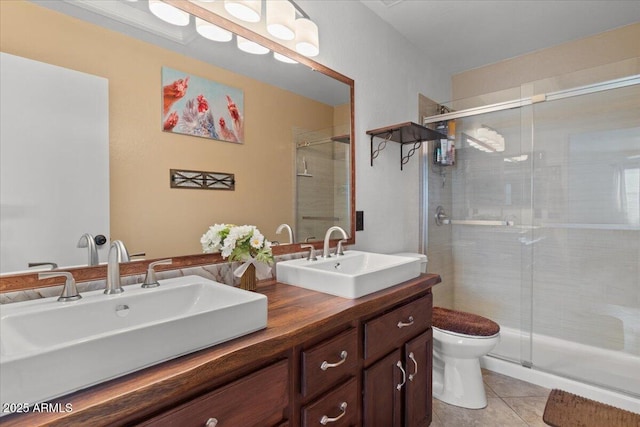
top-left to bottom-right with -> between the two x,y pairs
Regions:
446,106 -> 533,367
527,79 -> 640,396
424,61 -> 640,398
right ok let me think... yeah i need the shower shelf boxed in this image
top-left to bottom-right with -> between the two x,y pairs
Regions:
331,134 -> 350,144
367,122 -> 446,170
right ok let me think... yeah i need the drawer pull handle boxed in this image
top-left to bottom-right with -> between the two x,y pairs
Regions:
320,402 -> 347,425
321,350 -> 348,371
397,315 -> 415,328
408,352 -> 418,381
396,361 -> 406,390
205,418 -> 218,427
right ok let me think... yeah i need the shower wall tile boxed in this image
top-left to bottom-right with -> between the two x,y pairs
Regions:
531,228 -> 639,353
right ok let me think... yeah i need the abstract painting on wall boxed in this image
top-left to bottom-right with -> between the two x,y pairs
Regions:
162,66 -> 244,143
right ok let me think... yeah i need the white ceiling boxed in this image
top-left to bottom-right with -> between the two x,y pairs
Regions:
360,0 -> 640,75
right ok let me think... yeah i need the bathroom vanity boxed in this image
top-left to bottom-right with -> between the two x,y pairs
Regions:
1,273 -> 440,427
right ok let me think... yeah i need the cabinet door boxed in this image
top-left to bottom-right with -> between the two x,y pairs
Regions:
404,330 -> 433,427
363,349 -> 403,427
139,359 -> 289,427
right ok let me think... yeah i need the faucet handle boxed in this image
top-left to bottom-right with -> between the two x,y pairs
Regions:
28,262 -> 59,270
300,244 -> 318,261
336,239 -> 348,256
39,271 -> 81,302
142,259 -> 172,288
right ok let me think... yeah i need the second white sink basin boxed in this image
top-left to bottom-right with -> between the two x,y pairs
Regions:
0,275 -> 267,412
276,251 -> 421,299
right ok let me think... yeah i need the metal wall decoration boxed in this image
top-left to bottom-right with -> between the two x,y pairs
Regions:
170,169 -> 235,191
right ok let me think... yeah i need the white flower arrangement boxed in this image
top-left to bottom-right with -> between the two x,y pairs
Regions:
201,224 -> 273,279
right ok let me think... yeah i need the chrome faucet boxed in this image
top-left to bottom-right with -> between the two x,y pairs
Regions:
105,240 -> 126,294
322,226 -> 349,258
336,239 -> 348,256
300,244 -> 318,261
77,233 -> 99,266
112,240 -> 131,262
275,223 -> 295,244
142,259 -> 172,288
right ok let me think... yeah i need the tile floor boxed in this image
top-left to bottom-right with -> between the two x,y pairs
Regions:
431,369 -> 551,426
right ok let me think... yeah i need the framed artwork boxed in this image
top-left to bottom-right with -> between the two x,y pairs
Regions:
162,66 -> 244,143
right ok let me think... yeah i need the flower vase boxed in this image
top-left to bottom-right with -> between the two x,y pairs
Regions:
239,263 -> 257,291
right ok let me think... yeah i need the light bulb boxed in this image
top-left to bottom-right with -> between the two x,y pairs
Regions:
237,36 -> 269,54
295,18 -> 319,57
224,0 -> 261,23
148,0 -> 190,26
267,1 -> 296,41
274,52 -> 298,64
196,17 -> 232,42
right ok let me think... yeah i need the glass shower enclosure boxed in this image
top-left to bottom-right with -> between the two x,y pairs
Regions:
423,60 -> 640,398
294,127 -> 350,244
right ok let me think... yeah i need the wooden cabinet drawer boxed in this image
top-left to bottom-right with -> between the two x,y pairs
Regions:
364,294 -> 432,363
139,359 -> 289,427
301,327 -> 358,398
301,377 -> 358,427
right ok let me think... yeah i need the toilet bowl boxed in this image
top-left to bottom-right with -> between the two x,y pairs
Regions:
432,307 -> 500,409
391,253 -> 500,408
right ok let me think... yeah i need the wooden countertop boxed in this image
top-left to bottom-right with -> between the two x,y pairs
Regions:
1,274 -> 441,426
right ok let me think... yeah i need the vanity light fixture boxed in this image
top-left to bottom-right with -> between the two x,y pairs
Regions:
466,125 -> 505,153
267,1 -> 296,40
148,0 -> 190,26
464,134 -> 494,153
294,17 -> 319,57
224,0 -> 261,23
195,17 -> 233,42
149,0 -> 320,59
464,126 -> 505,154
504,154 -> 529,163
274,52 -> 298,64
237,35 -> 270,54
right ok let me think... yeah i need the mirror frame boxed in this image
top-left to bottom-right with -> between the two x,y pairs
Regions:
0,0 -> 355,293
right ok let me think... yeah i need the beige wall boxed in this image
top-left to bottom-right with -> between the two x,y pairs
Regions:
1,1 -> 338,259
452,22 -> 640,101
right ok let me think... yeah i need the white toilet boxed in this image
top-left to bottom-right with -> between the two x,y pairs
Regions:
431,307 -> 500,409
393,252 -> 500,409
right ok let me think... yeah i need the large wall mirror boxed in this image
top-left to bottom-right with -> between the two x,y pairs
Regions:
0,0 -> 355,288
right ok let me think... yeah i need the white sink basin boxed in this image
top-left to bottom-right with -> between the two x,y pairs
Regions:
0,275 -> 267,412
276,251 -> 421,299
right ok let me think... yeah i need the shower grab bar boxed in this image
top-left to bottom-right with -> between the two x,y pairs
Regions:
541,223 -> 639,231
302,215 -> 340,221
435,206 -> 514,227
444,219 -> 515,227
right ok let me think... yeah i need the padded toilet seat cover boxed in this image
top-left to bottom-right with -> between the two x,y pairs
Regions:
432,307 -> 500,337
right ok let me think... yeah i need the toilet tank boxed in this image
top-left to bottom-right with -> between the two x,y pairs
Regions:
393,253 -> 427,273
